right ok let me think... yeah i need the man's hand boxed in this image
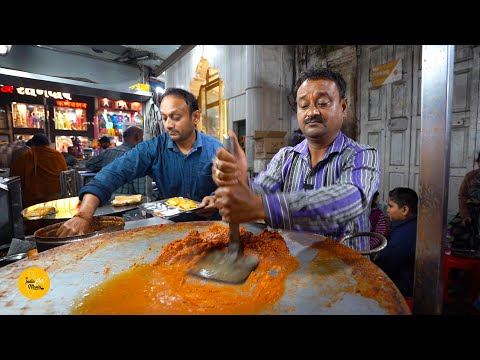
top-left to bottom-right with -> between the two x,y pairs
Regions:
55,193 -> 100,237
212,131 -> 248,187
196,195 -> 217,218
55,216 -> 92,237
214,178 -> 265,224
211,131 -> 264,223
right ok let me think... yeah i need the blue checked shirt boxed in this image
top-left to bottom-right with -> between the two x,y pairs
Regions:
85,143 -> 146,196
251,131 -> 381,251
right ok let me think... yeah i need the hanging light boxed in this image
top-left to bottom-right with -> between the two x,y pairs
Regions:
0,45 -> 12,56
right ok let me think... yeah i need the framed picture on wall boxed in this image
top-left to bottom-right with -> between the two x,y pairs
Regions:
0,108 -> 7,129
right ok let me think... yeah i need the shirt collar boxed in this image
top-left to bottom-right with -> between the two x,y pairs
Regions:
296,131 -> 346,161
167,129 -> 202,152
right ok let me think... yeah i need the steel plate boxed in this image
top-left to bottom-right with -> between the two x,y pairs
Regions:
0,221 -> 410,315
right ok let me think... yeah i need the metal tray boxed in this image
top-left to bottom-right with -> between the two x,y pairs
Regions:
21,196 -> 151,220
140,197 -> 203,219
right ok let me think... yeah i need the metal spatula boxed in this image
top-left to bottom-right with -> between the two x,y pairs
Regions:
188,134 -> 259,284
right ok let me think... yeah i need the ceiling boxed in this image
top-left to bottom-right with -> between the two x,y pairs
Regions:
35,45 -> 196,78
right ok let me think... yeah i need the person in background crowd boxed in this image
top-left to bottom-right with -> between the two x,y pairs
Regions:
212,67 -> 381,251
85,126 -> 146,195
0,140 -> 30,168
369,191 -> 388,236
10,139 -> 33,168
56,87 -> 224,237
373,187 -> 418,297
98,136 -> 111,152
63,146 -> 79,168
11,133 -> 68,209
458,151 -> 480,227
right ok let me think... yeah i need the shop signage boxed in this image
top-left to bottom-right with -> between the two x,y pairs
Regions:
0,85 -> 14,93
98,98 -> 142,112
16,87 -> 72,100
129,83 -> 151,92
371,59 -> 402,88
56,100 -> 87,109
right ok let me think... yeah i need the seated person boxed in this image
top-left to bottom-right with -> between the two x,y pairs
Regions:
63,146 -> 79,168
373,187 -> 418,297
11,133 -> 68,209
98,136 -> 111,153
458,152 -> 480,229
369,191 -> 388,249
85,126 -> 146,196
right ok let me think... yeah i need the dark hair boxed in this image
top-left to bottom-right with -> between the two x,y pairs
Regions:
160,87 -> 199,115
372,191 -> 380,206
123,126 -> 143,139
477,152 -> 480,163
26,139 -> 34,147
31,133 -> 50,146
98,136 -> 110,144
293,68 -> 347,108
388,187 -> 418,216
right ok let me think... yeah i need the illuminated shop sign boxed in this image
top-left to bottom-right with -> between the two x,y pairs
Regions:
98,98 -> 142,112
0,84 -> 73,99
17,87 -> 72,100
56,100 -> 87,109
1,85 -> 13,93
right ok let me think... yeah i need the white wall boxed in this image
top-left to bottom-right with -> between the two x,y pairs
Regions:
166,45 -> 295,168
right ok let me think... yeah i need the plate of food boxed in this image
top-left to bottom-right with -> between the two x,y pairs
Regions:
140,197 -> 203,219
111,194 -> 143,207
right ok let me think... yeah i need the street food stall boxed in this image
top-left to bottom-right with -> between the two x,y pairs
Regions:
0,220 -> 410,315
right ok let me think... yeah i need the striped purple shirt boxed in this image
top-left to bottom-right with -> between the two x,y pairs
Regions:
251,131 -> 381,251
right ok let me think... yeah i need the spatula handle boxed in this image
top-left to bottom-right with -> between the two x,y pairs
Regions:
223,134 -> 241,255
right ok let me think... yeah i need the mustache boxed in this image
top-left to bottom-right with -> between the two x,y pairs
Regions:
304,116 -> 325,125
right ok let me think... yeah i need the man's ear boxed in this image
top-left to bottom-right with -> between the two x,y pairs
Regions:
341,98 -> 348,118
193,110 -> 200,124
402,205 -> 410,217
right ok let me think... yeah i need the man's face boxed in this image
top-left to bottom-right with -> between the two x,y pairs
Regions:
100,141 -> 110,149
296,79 -> 347,142
160,95 -> 199,143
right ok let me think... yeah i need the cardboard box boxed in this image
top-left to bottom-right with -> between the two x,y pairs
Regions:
254,131 -> 287,159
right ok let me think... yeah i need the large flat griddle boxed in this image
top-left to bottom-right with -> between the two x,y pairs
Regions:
0,221 -> 410,315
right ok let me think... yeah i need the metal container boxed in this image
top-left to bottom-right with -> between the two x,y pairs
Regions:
33,216 -> 125,252
0,221 -> 410,315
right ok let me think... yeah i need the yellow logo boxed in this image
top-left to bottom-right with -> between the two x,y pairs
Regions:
18,267 -> 50,299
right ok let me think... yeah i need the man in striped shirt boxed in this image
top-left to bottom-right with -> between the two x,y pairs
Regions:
213,68 -> 381,251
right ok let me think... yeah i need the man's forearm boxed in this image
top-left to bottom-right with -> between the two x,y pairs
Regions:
75,193 -> 100,222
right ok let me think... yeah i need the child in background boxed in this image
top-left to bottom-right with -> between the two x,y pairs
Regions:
373,187 -> 418,297
369,191 -> 388,236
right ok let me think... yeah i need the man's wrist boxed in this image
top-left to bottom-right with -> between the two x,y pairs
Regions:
73,212 -> 94,223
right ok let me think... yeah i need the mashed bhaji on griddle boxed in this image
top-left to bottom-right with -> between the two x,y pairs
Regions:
72,225 -> 298,315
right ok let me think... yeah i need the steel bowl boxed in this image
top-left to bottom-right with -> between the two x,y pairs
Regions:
34,216 -> 125,252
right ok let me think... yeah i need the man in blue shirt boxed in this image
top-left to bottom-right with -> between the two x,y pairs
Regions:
56,88 -> 223,237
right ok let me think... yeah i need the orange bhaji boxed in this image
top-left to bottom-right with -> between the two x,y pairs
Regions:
72,225 -> 298,315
